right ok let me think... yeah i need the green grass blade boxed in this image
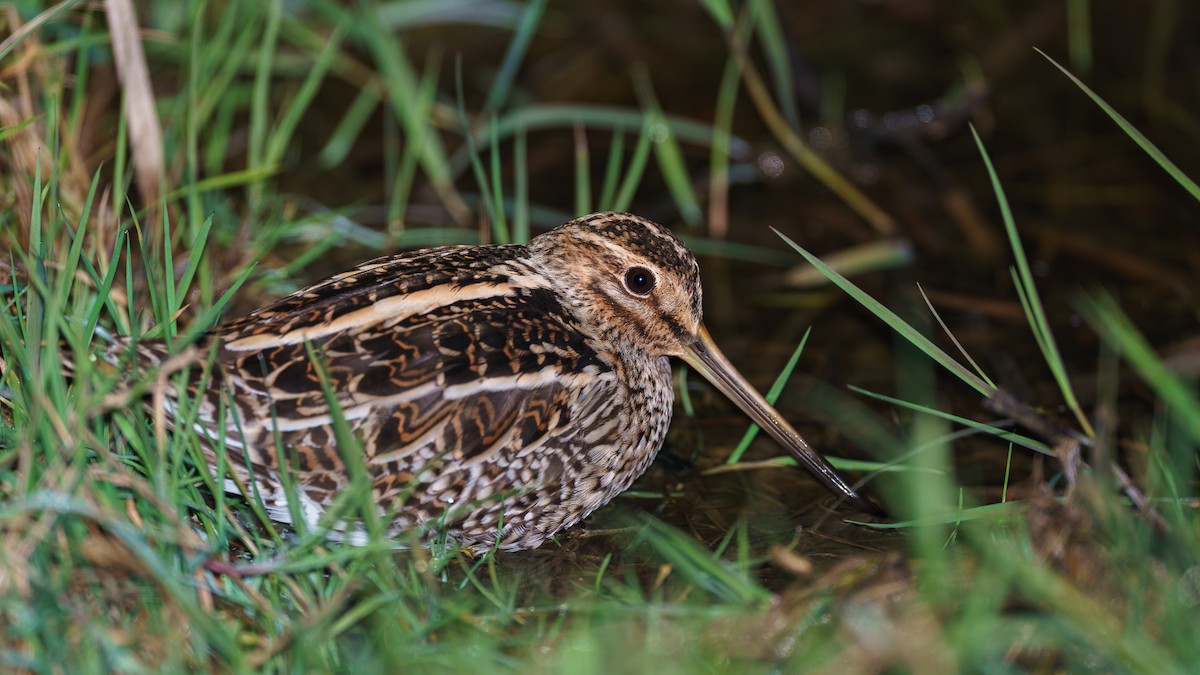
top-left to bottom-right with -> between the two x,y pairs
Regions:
247,0 -> 283,181
174,214 -> 215,315
1038,48 -> 1200,204
482,0 -> 547,115
725,328 -> 809,464
305,343 -> 383,541
597,129 -> 626,211
626,513 -> 771,605
317,86 -> 379,167
851,500 -> 1025,529
52,171 -> 102,319
455,63 -> 504,242
613,123 -> 654,213
1066,0 -> 1093,75
161,208 -> 176,339
0,115 -> 40,142
708,56 -> 740,237
488,121 -> 510,243
749,0 -> 799,128
573,124 -> 591,215
265,15 -> 349,167
773,229 -> 994,398
0,0 -> 80,62
1078,293 -> 1200,446
387,46 -> 443,229
848,386 -> 1053,456
917,282 -> 996,390
697,0 -> 734,29
375,0 -> 524,30
970,124 -> 1093,436
633,70 -> 702,226
163,166 -> 281,202
513,126 -> 530,243
358,6 -> 469,223
780,238 -> 914,287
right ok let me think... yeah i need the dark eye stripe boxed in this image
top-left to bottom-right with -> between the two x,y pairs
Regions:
623,267 -> 655,296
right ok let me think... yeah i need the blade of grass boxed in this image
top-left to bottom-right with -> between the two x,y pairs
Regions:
697,0 -> 733,29
970,124 -> 1094,437
163,166 -> 281,203
708,56 -> 740,239
612,123 -> 654,213
632,67 -> 702,226
0,116 -> 40,142
748,0 -> 799,128
781,238 -> 914,288
848,385 -> 1053,456
26,157 -> 45,381
481,0 -> 548,116
916,282 -> 996,390
597,129 -> 626,211
513,126 -> 530,243
247,0 -> 283,188
0,0 -> 80,62
387,45 -> 443,231
375,0 -> 524,30
773,229 -> 994,398
573,123 -> 591,216
304,343 -> 383,542
162,209 -> 176,339
358,7 -> 470,224
725,328 -> 810,463
52,171 -> 103,327
1038,48 -> 1200,204
851,500 -> 1025,529
264,16 -> 350,168
488,121 -> 510,243
1066,0 -> 1093,75
626,513 -> 771,605
455,60 -> 505,242
1078,293 -> 1200,446
173,214 -> 215,316
317,86 -> 379,168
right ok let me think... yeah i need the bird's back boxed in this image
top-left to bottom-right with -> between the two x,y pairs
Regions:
112,244 -> 669,550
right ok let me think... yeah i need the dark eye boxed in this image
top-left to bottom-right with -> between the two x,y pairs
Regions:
623,266 -> 656,296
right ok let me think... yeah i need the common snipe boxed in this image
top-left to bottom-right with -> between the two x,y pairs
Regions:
106,212 -> 880,550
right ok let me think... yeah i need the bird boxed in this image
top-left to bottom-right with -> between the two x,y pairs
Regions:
100,212 -> 881,551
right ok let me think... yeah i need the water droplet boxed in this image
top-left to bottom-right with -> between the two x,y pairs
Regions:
757,151 -> 785,178
808,126 -> 834,151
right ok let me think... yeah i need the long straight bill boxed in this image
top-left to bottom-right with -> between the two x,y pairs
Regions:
680,325 -> 885,516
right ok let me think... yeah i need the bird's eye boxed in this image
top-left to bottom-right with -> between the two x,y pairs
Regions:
623,266 -> 656,296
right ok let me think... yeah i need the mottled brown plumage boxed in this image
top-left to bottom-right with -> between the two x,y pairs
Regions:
110,212 -> 878,550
